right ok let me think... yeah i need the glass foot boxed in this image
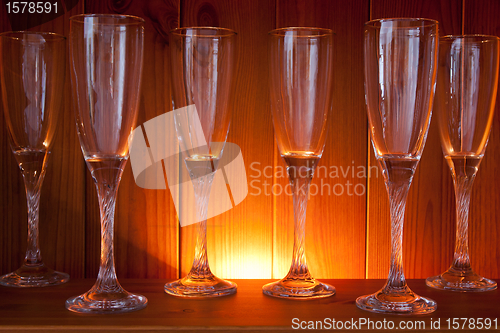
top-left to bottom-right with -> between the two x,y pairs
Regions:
356,289 -> 436,315
0,264 -> 69,287
66,288 -> 147,314
164,275 -> 237,297
262,278 -> 335,299
426,268 -> 497,292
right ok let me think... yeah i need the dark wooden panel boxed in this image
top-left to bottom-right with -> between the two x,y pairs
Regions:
0,2 -> 10,31
0,1 -> 86,278
463,0 -> 500,279
84,0 -> 180,279
275,0 -> 369,279
368,0 -> 462,278
371,0 -> 462,36
181,0 -> 275,278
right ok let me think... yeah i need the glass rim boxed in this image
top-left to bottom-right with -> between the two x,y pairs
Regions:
170,27 -> 237,37
440,34 -> 500,43
69,14 -> 145,25
365,18 -> 438,28
0,31 -> 66,41
268,27 -> 333,37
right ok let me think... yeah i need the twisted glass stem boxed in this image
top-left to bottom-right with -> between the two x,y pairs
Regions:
187,175 -> 214,280
5,150 -> 70,287
88,159 -> 127,295
450,172 -> 476,272
94,181 -> 121,292
23,169 -> 45,266
383,180 -> 411,292
285,172 -> 313,281
379,158 -> 418,295
356,158 -> 436,313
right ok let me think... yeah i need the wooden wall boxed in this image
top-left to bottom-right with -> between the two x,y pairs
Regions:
0,0 -> 499,281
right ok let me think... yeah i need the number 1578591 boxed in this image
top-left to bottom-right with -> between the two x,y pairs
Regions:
5,2 -> 58,14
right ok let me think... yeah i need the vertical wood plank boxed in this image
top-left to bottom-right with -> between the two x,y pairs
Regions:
463,0 -> 500,279
181,0 -> 275,279
368,0 -> 462,278
0,1 -> 86,278
275,0 -> 369,279
3,0 -> 497,282
84,0 -> 180,279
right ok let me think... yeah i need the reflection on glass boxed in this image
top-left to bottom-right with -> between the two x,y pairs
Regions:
164,27 -> 237,298
357,18 -> 438,314
0,31 -> 69,287
263,27 -> 336,299
65,14 -> 147,314
427,35 -> 499,292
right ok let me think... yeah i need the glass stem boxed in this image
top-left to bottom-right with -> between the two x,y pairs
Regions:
379,158 -> 418,294
91,164 -> 125,293
23,170 -> 45,266
450,173 -> 475,272
188,175 -> 214,280
383,179 -> 411,292
286,172 -> 313,280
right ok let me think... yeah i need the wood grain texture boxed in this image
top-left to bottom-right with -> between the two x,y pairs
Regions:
0,1 -> 86,278
367,0 -> 462,279
371,0 -> 462,36
84,0 -> 180,279
180,0 -> 275,279
1,279 -> 499,331
1,0 -> 499,281
463,0 -> 500,279
274,0 -> 369,279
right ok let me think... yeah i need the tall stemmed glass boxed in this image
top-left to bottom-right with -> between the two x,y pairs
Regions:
357,18 -> 438,314
0,32 -> 69,287
65,14 -> 146,313
263,27 -> 335,299
426,35 -> 499,292
164,27 -> 237,297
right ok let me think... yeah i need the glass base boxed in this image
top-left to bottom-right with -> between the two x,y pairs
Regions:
66,289 -> 148,314
426,268 -> 497,292
0,264 -> 69,287
262,279 -> 336,299
164,275 -> 237,297
356,289 -> 436,315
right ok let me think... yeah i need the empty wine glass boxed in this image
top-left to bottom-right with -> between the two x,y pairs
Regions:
263,27 -> 335,299
164,27 -> 237,297
0,31 -> 69,287
426,35 -> 499,292
357,18 -> 438,314
65,14 -> 146,313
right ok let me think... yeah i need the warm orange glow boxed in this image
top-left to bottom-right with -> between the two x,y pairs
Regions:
238,254 -> 271,279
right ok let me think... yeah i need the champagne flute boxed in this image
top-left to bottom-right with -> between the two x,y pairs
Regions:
263,27 -> 335,299
164,27 -> 237,297
65,14 -> 147,313
0,31 -> 69,287
426,35 -> 499,292
357,18 -> 438,314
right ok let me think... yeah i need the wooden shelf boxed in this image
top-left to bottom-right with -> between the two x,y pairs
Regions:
1,279 -> 499,332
